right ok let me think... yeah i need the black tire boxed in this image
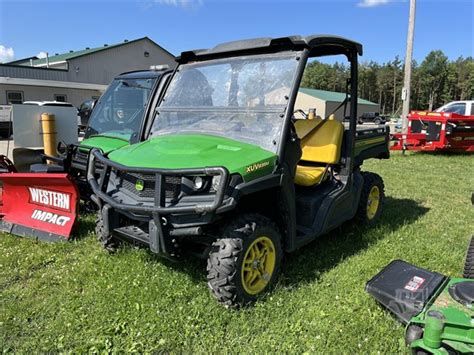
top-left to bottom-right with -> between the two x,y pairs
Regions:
374,118 -> 381,125
95,216 -> 119,253
463,236 -> 474,279
356,172 -> 385,224
207,214 -> 283,307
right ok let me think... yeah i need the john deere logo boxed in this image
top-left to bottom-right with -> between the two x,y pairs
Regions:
135,179 -> 145,191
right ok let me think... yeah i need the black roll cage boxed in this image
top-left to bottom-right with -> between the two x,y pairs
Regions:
151,35 -> 361,179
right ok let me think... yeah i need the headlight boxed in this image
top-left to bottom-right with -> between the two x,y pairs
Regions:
193,176 -> 205,190
211,175 -> 221,191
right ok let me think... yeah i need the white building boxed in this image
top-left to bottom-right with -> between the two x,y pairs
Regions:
0,37 -> 176,107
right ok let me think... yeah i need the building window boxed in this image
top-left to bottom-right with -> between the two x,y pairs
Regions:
144,51 -> 150,57
54,94 -> 67,102
6,91 -> 24,104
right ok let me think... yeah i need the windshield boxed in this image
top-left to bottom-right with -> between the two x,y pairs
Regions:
436,102 -> 466,115
86,77 -> 156,139
150,53 -> 300,152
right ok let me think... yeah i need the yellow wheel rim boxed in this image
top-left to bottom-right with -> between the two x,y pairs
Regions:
241,236 -> 276,295
366,185 -> 380,220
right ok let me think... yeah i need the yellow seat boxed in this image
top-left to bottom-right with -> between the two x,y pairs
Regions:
294,165 -> 328,187
294,116 -> 344,187
294,117 -> 322,139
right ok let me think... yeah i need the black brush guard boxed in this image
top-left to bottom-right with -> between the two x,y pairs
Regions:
86,149 -> 230,256
87,149 -> 229,215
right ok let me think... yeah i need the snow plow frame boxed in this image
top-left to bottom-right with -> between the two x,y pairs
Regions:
0,172 -> 79,241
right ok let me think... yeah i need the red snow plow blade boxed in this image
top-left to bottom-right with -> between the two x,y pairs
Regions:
391,111 -> 474,152
0,173 -> 79,241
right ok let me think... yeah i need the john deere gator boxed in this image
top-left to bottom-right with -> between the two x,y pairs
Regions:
88,35 -> 390,307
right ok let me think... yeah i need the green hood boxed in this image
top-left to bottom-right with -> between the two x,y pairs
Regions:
79,134 -> 130,154
107,134 -> 277,181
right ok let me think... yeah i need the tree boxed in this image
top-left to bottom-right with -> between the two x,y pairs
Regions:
418,50 -> 449,110
300,51 -> 472,115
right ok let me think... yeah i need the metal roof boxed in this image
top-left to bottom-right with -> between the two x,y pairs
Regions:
7,56 -> 39,65
178,35 -> 362,63
299,88 -> 378,106
12,37 -> 175,66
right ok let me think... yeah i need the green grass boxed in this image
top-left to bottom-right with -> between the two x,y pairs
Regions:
1,152 -> 473,352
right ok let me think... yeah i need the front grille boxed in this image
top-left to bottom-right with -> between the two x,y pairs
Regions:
72,149 -> 103,170
120,173 -> 181,199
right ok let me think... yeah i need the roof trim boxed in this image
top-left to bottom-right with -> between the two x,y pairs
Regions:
34,60 -> 68,68
7,56 -> 39,65
0,77 -> 107,91
178,35 -> 362,63
0,63 -> 68,72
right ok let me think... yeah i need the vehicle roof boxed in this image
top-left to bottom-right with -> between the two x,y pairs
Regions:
23,101 -> 74,106
441,100 -> 474,104
178,35 -> 362,63
115,68 -> 172,80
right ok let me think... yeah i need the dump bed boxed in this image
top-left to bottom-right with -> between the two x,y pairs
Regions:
352,125 -> 390,165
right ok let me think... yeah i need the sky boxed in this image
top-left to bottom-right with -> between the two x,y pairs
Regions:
0,0 -> 472,64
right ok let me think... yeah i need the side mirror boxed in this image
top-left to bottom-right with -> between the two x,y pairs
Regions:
57,141 -> 68,154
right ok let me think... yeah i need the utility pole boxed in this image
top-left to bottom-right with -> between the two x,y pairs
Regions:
401,0 -> 416,150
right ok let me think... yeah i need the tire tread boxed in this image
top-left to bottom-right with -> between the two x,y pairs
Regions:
206,214 -> 281,307
463,236 -> 474,279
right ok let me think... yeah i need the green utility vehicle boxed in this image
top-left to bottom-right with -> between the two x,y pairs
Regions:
88,35 -> 390,306
76,69 -> 172,166
35,68 -> 172,199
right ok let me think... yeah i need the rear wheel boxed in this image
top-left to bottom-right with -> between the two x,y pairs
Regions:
463,236 -> 474,278
356,172 -> 385,224
206,214 -> 282,307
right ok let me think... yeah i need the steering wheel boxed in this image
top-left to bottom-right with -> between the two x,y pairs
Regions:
113,107 -> 142,125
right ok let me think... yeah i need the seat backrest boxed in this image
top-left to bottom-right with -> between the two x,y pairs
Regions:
294,117 -> 322,140
296,118 -> 344,165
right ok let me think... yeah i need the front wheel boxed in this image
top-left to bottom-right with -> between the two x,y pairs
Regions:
207,214 -> 283,307
356,172 -> 385,224
95,216 -> 120,253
